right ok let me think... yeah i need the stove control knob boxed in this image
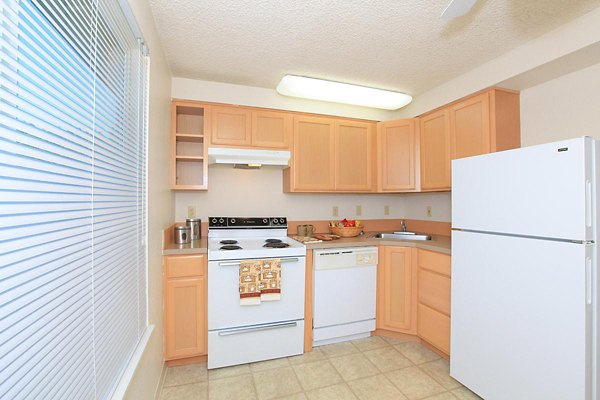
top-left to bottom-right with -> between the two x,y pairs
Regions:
263,218 -> 268,223
219,218 -> 224,224
211,218 -> 217,224
231,219 -> 236,224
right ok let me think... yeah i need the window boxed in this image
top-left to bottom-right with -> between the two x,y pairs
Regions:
0,0 -> 148,398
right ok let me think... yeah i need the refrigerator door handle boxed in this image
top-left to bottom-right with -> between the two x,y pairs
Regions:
586,180 -> 592,228
586,257 -> 592,305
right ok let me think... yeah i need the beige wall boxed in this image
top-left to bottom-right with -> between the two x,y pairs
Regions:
175,166 -> 452,223
124,1 -> 173,399
520,62 -> 600,146
172,77 -> 398,121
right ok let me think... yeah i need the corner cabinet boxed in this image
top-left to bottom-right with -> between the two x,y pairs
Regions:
418,87 -> 520,191
376,246 -> 417,334
164,254 -> 207,360
284,116 -> 376,193
377,119 -> 419,192
171,101 -> 209,190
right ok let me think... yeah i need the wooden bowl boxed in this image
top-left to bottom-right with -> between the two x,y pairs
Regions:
329,226 -> 363,237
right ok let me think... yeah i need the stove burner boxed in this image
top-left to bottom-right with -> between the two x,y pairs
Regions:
220,245 -> 242,250
220,240 -> 238,245
263,242 -> 290,248
265,238 -> 283,244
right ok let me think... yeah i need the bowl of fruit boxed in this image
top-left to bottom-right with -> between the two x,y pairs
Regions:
329,219 -> 364,237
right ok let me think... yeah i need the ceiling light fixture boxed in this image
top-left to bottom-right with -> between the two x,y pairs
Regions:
276,75 -> 412,110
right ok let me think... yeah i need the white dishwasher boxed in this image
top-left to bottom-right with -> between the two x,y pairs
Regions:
313,246 -> 378,347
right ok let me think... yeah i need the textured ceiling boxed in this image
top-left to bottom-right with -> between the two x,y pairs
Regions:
148,0 -> 600,97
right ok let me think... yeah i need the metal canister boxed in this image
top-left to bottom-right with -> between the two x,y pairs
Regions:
186,218 -> 201,240
174,226 -> 191,244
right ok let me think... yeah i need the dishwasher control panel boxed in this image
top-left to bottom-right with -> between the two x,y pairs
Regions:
357,253 -> 377,265
313,246 -> 378,270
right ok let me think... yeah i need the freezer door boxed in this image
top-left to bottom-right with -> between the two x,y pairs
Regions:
451,230 -> 594,400
452,137 -> 594,241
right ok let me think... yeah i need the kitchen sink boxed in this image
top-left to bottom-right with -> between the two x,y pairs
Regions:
373,232 -> 432,241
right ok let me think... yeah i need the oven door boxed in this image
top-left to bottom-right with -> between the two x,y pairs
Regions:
208,256 -> 306,330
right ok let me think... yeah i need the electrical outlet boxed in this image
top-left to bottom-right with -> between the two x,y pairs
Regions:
426,206 -> 432,218
332,206 -> 339,217
384,205 -> 390,216
187,205 -> 196,219
356,205 -> 362,216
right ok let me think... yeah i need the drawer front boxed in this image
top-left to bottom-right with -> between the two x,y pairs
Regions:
418,303 -> 450,354
418,249 -> 450,276
166,255 -> 205,278
208,320 -> 304,369
418,269 -> 451,316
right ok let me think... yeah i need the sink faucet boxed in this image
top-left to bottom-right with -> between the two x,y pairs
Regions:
400,220 -> 407,232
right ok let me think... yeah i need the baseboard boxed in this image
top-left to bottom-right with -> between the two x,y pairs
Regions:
165,354 -> 208,367
154,362 -> 167,400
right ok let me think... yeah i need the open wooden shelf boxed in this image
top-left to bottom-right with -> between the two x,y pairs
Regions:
176,133 -> 204,143
171,101 -> 209,190
176,156 -> 204,161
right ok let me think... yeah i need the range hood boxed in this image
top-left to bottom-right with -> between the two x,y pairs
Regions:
207,147 -> 290,168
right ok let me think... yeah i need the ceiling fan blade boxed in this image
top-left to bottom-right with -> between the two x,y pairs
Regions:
441,0 -> 477,20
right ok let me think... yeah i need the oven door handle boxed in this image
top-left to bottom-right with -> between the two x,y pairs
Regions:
218,257 -> 300,267
217,321 -> 298,336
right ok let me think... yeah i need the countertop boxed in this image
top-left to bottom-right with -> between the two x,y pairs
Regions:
163,237 -> 208,255
162,232 -> 450,256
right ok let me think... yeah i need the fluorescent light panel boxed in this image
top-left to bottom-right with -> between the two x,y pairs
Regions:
276,75 -> 412,110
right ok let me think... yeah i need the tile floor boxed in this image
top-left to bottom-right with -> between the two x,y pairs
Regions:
159,336 -> 483,400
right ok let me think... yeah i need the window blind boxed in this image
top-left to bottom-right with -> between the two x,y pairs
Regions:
0,0 -> 148,398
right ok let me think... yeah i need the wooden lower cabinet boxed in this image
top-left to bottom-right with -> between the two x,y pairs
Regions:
164,254 -> 207,360
417,249 -> 451,355
376,246 -> 417,334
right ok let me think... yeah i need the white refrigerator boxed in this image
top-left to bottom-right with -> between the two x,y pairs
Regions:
451,137 -> 598,400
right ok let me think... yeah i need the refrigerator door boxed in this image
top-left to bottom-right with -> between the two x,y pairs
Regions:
451,230 -> 594,400
452,137 -> 594,242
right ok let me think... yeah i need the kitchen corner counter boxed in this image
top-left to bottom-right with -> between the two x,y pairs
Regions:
163,237 -> 208,255
302,232 -> 451,255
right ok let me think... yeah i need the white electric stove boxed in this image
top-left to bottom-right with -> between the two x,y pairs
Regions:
207,217 -> 306,369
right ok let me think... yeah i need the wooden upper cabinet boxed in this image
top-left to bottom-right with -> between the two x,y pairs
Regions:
420,109 -> 451,191
251,110 -> 292,149
210,106 -> 252,146
334,120 -> 374,191
450,92 -> 491,160
377,246 -> 417,334
291,116 -> 335,191
378,119 -> 418,192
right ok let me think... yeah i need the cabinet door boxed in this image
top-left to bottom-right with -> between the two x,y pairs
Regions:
377,247 -> 416,333
378,119 -> 417,191
292,116 -> 335,191
251,110 -> 292,149
334,120 -> 374,191
450,92 -> 490,160
164,256 -> 207,360
210,106 -> 252,146
420,109 -> 451,190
